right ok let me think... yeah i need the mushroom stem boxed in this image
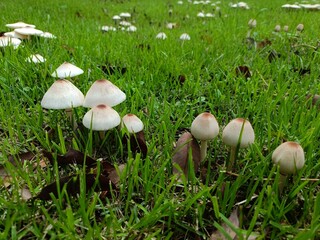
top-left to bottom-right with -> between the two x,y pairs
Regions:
99,131 -> 105,139
65,108 -> 78,130
227,146 -> 237,171
278,173 -> 287,194
200,140 -> 208,162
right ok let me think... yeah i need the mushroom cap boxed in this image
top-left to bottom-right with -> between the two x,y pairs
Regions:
0,36 -> 22,48
191,112 -> 219,140
51,62 -> 84,78
4,31 -> 29,39
83,79 -> 126,108
272,141 -> 305,175
156,32 -> 167,39
5,22 -> 36,29
180,33 -> 191,40
26,54 -> 46,63
119,12 -> 131,18
41,79 -> 84,109
121,114 -> 144,133
14,27 -> 44,36
222,118 -> 255,148
82,104 -> 121,131
39,32 -> 57,39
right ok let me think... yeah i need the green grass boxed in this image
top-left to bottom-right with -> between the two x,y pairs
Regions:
0,0 -> 319,239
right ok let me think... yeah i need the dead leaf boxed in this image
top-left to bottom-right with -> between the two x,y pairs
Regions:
21,187 -> 32,201
36,174 -> 112,200
235,66 -> 251,79
43,149 -> 96,167
108,164 -> 126,186
210,208 -> 239,240
172,131 -> 201,178
122,131 -> 148,158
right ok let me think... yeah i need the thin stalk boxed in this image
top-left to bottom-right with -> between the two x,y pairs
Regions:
65,108 -> 77,130
278,174 -> 287,194
227,146 -> 236,171
200,140 -> 208,162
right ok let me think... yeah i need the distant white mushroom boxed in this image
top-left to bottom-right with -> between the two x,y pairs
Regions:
0,36 -> 22,49
119,12 -> 131,18
39,32 -> 57,39
14,27 -> 44,37
4,31 -> 28,39
26,54 -> 46,63
121,114 -> 144,134
197,12 -> 205,18
51,62 -> 84,78
127,25 -> 137,32
180,33 -> 191,40
101,26 -> 117,32
156,32 -> 167,39
5,21 -> 36,29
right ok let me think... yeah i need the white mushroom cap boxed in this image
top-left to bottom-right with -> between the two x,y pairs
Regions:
39,32 -> 57,39
26,54 -> 46,63
119,12 -> 131,18
101,26 -> 117,32
156,32 -> 167,39
191,112 -> 219,140
272,142 -> 305,175
248,19 -> 257,28
83,79 -> 126,108
121,114 -> 144,133
4,31 -> 29,39
222,118 -> 255,148
0,36 -> 22,49
113,15 -> 121,20
51,62 -> 84,78
14,27 -> 44,36
82,104 -> 121,131
5,22 -> 36,29
41,79 -> 84,109
180,33 -> 191,40
127,26 -> 137,32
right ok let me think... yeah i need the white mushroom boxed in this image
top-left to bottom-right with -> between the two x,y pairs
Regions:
51,62 -> 84,78
191,112 -> 219,161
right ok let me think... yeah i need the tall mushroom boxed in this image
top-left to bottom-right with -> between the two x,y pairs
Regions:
272,141 -> 305,193
41,79 -> 84,128
190,112 -> 219,162
222,118 -> 255,171
83,79 -> 126,108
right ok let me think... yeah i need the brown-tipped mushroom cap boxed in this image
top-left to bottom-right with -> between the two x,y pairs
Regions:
121,114 -> 144,133
82,104 -> 121,131
222,118 -> 255,148
41,79 -> 84,109
272,141 -> 305,175
191,112 -> 219,140
83,79 -> 126,108
51,62 -> 84,78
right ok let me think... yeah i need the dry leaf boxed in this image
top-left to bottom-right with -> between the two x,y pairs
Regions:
172,131 -> 201,178
21,187 -> 32,201
210,208 -> 239,240
108,164 -> 126,186
122,131 -> 148,158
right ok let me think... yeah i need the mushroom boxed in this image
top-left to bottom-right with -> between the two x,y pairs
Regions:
0,36 -> 22,49
5,22 -> 36,29
51,62 -> 84,78
82,104 -> 121,138
121,114 -> 147,157
83,79 -> 126,108
14,27 -> 44,40
156,32 -> 167,40
272,141 -> 305,193
180,33 -> 191,41
41,79 -> 84,128
26,54 -> 46,63
222,118 -> 255,171
190,112 -> 219,162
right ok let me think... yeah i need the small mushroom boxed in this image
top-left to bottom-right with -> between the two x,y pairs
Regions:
272,141 -> 305,193
51,62 -> 84,78
191,112 -> 219,162
222,118 -> 255,171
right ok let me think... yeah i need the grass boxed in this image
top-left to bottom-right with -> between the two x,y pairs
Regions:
0,0 -> 319,239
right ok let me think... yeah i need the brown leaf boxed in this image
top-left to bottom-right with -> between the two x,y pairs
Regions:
8,151 -> 36,165
306,94 -> 320,108
122,131 -> 148,158
210,208 -> 239,240
108,164 -> 126,186
36,174 -> 112,200
235,66 -> 251,79
43,149 -> 96,167
172,131 -> 201,178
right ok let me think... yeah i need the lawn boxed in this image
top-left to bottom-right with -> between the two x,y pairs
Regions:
0,0 -> 319,239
